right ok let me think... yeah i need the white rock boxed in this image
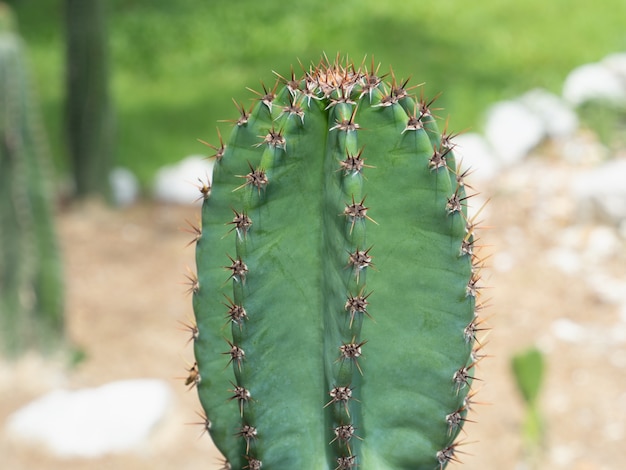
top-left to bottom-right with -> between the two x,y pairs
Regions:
583,226 -> 621,261
519,88 -> 579,138
484,100 -> 545,166
547,247 -> 582,275
571,158 -> 626,224
452,132 -> 500,182
551,318 -> 586,343
562,62 -> 626,106
153,155 -> 214,204
109,167 -> 139,207
5,379 -> 172,458
602,52 -> 626,82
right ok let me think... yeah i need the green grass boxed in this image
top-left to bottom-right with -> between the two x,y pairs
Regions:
9,0 -> 626,188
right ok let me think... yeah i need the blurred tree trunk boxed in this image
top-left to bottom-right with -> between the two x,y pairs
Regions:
64,0 -> 113,199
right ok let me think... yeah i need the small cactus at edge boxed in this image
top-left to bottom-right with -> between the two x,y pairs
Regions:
0,4 -> 64,355
185,55 -> 487,469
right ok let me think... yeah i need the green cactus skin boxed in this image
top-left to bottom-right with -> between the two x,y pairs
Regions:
0,5 -> 64,356
187,56 -> 485,470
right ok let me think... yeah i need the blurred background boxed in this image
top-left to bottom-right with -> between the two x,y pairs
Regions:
1,0 -> 626,469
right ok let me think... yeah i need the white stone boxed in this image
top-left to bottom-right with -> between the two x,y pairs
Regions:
562,62 -> 626,106
5,379 -> 172,458
451,132 -> 500,182
551,318 -> 586,343
153,155 -> 214,204
583,226 -> 621,261
570,158 -> 626,224
109,167 -> 139,207
484,100 -> 545,166
519,88 -> 579,138
546,247 -> 582,275
602,52 -> 626,82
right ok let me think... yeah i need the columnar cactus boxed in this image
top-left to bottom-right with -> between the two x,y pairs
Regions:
185,55 -> 486,469
0,4 -> 64,355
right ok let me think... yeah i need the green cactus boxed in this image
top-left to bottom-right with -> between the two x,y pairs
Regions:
186,56 -> 485,469
0,4 -> 65,355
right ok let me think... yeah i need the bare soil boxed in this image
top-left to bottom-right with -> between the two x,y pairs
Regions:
2,156 -> 625,469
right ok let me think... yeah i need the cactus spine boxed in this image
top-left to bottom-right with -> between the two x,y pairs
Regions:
187,56 -> 485,469
0,4 -> 64,355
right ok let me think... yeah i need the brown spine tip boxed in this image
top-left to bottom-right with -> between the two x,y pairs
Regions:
237,424 -> 258,453
234,162 -> 269,194
223,339 -> 245,371
339,340 -> 367,375
228,382 -> 251,417
331,423 -> 361,454
225,254 -> 248,283
325,385 -> 355,416
227,208 -> 253,238
336,455 -> 358,469
344,289 -> 373,328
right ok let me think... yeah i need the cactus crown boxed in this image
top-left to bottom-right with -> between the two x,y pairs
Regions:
185,55 -> 485,470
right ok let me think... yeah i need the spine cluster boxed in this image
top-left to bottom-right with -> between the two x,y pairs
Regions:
182,56 -> 487,470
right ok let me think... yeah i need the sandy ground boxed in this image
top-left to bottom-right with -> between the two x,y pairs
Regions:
1,153 -> 625,469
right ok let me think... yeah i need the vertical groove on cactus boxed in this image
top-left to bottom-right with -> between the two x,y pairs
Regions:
186,55 -> 486,470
